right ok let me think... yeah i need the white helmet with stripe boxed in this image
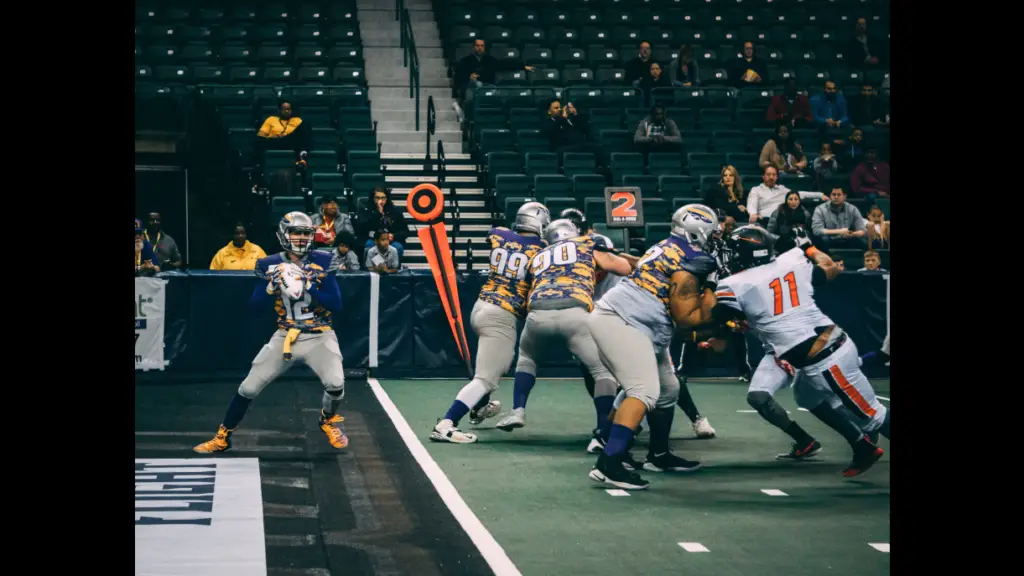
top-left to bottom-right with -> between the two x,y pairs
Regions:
671,204 -> 720,249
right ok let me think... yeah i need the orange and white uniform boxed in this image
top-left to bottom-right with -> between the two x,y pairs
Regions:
715,247 -> 887,431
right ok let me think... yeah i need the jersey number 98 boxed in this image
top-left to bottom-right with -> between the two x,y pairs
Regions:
531,242 -> 578,274
491,247 -> 530,280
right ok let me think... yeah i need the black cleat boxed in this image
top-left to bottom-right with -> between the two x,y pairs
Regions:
620,450 -> 646,471
776,440 -> 823,460
589,452 -> 650,490
643,451 -> 704,472
843,436 -> 884,478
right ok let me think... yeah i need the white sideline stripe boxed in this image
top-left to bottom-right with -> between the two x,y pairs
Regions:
366,378 -> 522,576
369,272 -> 380,368
877,395 -> 890,402
869,543 -> 890,553
605,489 -> 630,497
678,542 -> 709,552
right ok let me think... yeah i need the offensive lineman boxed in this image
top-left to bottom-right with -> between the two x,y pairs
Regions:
713,226 -> 888,477
557,208 -> 716,452
587,204 -> 721,490
493,218 -> 634,431
194,213 -> 348,453
428,202 -> 549,443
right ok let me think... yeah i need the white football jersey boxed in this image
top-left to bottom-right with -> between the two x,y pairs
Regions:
716,248 -> 835,357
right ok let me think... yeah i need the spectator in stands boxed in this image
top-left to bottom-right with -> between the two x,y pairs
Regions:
625,41 -> 658,84
703,165 -> 747,227
364,229 -> 400,274
210,223 -> 267,271
255,100 -> 310,163
729,42 -> 767,88
541,99 -> 597,155
452,39 -> 534,122
767,190 -> 812,240
633,61 -> 684,107
136,218 -> 160,276
356,186 -> 410,258
323,230 -> 360,273
759,124 -> 808,177
859,250 -> 887,272
311,196 -> 355,249
811,187 -> 867,251
850,146 -> 890,202
747,165 -> 829,224
832,127 -> 866,169
633,105 -> 683,154
865,205 -> 890,249
813,142 -> 838,190
810,81 -> 849,134
849,18 -> 883,68
766,78 -> 813,128
849,84 -> 887,127
669,45 -> 700,86
145,212 -> 183,270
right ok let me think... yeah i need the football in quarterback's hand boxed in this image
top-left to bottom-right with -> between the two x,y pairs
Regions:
278,262 -> 306,300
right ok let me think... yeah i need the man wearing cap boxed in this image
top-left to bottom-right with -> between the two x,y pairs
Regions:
311,196 -> 355,249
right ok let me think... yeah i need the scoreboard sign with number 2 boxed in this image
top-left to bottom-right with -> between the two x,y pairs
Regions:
604,186 -> 645,227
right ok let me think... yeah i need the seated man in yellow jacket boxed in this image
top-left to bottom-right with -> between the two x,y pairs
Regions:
255,100 -> 311,169
210,223 -> 267,271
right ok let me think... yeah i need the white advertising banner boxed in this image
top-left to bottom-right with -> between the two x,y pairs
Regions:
135,277 -> 167,371
135,458 -> 267,576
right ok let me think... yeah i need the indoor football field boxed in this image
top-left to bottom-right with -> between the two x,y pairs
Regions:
136,376 -> 890,576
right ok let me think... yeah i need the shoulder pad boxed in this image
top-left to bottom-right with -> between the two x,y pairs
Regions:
680,254 -> 718,278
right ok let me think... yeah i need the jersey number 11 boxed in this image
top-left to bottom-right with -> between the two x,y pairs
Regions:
768,272 -> 800,315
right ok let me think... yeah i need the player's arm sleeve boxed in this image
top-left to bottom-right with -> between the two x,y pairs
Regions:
249,283 -> 276,313
309,271 -> 342,312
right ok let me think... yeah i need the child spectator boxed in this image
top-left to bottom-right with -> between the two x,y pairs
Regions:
865,205 -> 891,249
326,230 -> 360,272
364,229 -> 400,274
813,142 -> 838,191
859,250 -> 887,272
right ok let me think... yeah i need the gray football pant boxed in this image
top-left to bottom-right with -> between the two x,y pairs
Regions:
469,300 -> 520,392
587,307 -> 680,411
515,307 -> 615,384
239,330 -> 346,405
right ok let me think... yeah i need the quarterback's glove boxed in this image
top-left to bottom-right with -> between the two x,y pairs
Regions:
302,265 -> 325,290
265,265 -> 284,295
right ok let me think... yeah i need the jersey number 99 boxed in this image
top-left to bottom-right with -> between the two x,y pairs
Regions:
491,247 -> 530,280
531,242 -> 578,274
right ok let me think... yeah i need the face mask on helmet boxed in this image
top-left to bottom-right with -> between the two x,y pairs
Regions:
285,227 -> 315,254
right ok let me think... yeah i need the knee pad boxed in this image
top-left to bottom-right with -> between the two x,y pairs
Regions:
323,376 -> 345,398
623,381 -> 658,412
655,376 -> 680,409
747,390 -> 773,411
237,380 -> 263,400
515,354 -> 537,376
593,377 -> 617,398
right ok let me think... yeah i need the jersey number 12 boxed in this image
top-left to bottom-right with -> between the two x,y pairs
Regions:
768,272 -> 800,315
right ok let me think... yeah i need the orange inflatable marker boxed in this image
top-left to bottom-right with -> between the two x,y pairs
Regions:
406,183 -> 472,377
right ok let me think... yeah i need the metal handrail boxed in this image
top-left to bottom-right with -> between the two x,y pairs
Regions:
398,0 -> 421,131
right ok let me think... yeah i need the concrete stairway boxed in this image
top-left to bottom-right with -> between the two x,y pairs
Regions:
357,0 -> 463,154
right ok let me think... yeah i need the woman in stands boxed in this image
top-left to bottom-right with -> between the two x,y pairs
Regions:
355,186 -> 411,259
759,124 -> 808,178
669,45 -> 700,87
703,165 -> 747,229
766,191 -> 812,241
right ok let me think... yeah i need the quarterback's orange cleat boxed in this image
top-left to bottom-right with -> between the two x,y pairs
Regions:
319,412 -> 349,449
193,425 -> 232,454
